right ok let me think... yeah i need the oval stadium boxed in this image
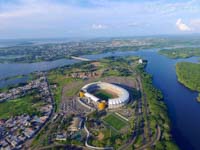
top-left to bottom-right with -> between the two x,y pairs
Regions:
80,81 -> 129,109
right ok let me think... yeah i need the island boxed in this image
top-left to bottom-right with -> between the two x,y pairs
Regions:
159,48 -> 200,59
176,62 -> 200,101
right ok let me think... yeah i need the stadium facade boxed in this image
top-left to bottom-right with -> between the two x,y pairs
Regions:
81,81 -> 129,109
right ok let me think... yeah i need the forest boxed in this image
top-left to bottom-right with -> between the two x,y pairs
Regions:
176,62 -> 200,101
176,62 -> 200,91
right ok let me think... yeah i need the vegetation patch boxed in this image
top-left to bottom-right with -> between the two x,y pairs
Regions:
0,93 -> 43,119
176,62 -> 200,101
47,69 -> 83,111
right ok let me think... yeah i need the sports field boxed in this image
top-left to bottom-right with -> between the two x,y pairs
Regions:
103,113 -> 127,130
93,89 -> 117,100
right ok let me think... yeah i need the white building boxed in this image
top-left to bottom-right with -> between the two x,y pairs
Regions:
138,59 -> 143,64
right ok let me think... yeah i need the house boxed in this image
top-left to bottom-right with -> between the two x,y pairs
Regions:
55,134 -> 67,141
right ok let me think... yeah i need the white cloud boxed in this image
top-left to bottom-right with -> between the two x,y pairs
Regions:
176,18 -> 191,31
92,24 -> 107,30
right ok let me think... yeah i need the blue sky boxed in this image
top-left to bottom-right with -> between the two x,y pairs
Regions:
0,0 -> 200,39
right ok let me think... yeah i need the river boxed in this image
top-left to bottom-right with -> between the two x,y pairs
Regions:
0,49 -> 199,150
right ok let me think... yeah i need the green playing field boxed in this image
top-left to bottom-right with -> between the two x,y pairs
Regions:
103,113 -> 127,130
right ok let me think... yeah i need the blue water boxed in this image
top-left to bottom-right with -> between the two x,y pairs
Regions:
0,59 -> 80,80
135,51 -> 199,150
0,49 -> 199,149
0,76 -> 29,88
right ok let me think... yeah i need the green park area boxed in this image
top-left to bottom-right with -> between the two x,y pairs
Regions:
0,93 -> 43,119
103,113 -> 128,130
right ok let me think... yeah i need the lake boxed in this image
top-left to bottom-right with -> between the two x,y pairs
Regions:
0,49 -> 199,150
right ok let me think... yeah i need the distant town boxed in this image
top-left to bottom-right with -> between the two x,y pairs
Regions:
0,37 -> 198,63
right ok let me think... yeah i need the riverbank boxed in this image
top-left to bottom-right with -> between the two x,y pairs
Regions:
136,63 -> 179,149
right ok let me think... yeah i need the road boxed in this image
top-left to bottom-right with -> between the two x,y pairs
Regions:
118,76 -> 145,150
119,75 -> 160,150
24,73 -> 56,149
135,76 -> 161,149
136,126 -> 161,150
138,76 -> 152,142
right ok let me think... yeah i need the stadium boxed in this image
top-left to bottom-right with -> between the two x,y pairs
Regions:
79,81 -> 129,109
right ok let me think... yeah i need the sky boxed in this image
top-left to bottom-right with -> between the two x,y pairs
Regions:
0,0 -> 200,39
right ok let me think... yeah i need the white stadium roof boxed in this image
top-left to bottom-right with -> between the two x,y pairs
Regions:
82,81 -> 129,108
84,92 -> 99,102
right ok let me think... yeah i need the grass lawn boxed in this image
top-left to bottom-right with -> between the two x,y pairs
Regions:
93,89 -> 116,100
103,113 -> 128,130
47,71 -> 81,111
0,94 -> 43,119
